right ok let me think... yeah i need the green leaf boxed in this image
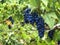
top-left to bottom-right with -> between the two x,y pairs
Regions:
41,0 -> 48,7
29,0 -> 40,7
43,12 -> 57,28
54,30 -> 60,41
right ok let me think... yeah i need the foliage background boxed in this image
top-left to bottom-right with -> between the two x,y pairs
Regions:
0,0 -> 60,45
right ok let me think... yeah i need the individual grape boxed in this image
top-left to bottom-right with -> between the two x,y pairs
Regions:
48,29 -> 55,40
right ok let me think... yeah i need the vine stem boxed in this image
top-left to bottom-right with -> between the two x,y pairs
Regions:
45,23 -> 60,30
51,23 -> 60,30
36,0 -> 41,15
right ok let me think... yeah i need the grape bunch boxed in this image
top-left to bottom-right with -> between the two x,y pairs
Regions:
24,8 -> 45,38
31,12 -> 45,38
48,29 -> 55,40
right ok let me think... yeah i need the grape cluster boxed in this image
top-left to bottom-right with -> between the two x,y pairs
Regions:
32,12 -> 45,38
48,29 -> 55,40
24,8 -> 45,38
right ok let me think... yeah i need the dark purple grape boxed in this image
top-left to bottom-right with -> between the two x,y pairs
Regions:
24,8 -> 45,38
48,30 -> 55,40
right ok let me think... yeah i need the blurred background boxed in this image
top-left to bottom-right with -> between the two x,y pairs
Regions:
0,0 -> 60,45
